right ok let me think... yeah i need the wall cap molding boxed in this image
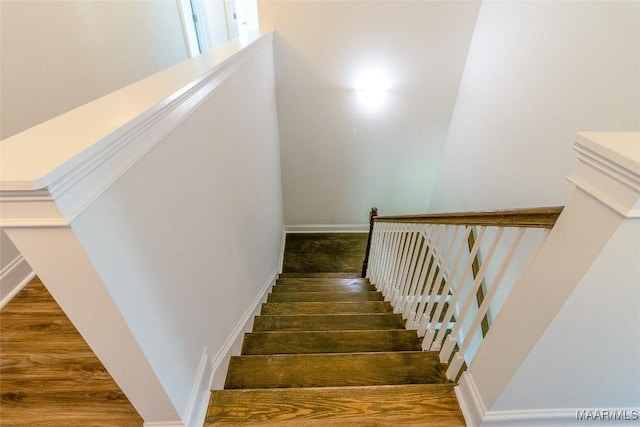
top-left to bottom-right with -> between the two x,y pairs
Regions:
568,132 -> 640,218
0,31 -> 273,228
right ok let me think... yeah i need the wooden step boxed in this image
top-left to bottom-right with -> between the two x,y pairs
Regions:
252,313 -> 406,332
271,283 -> 376,293
276,277 -> 369,284
225,351 -> 447,389
261,301 -> 392,315
206,384 -> 464,426
241,330 -> 420,354
278,272 -> 362,279
267,291 -> 383,303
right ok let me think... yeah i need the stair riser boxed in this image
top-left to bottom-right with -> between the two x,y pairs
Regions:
241,330 -> 420,355
207,384 -> 464,426
271,284 -> 376,293
267,292 -> 383,303
261,302 -> 393,315
252,314 -> 406,332
225,352 -> 446,389
276,278 -> 370,286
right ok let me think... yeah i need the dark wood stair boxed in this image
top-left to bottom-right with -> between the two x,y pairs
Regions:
205,273 -> 464,426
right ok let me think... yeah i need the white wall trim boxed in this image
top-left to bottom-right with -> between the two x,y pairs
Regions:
0,31 -> 273,228
285,224 -> 369,233
0,255 -> 35,308
453,372 -> 633,427
569,132 -> 640,219
455,371 -> 487,427
278,227 -> 286,274
143,423 -> 184,427
208,268 -> 277,390
182,348 -> 212,427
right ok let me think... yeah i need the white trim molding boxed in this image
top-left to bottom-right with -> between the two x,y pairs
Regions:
456,372 -> 640,427
208,268 -> 277,390
455,371 -> 487,427
0,30 -> 273,228
0,255 -> 35,308
285,224 -> 369,233
143,423 -> 185,427
568,132 -> 640,218
182,348 -> 213,427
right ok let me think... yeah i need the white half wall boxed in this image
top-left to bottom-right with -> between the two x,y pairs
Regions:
258,0 -> 481,225
1,32 -> 284,425
430,0 -> 640,213
68,37 -> 284,421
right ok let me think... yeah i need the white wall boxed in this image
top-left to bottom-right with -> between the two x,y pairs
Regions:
68,42 -> 284,419
259,0 -> 481,225
430,1 -> 640,214
0,0 -> 188,303
491,218 -> 640,413
0,0 -> 188,139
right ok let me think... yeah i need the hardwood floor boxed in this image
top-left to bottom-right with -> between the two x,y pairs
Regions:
0,277 -> 142,426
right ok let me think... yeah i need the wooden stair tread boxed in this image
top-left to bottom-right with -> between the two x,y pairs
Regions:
252,313 -> 406,331
267,291 -> 383,303
206,384 -> 464,426
241,330 -> 420,354
225,351 -> 447,389
261,301 -> 393,315
271,283 -> 376,293
278,273 -> 362,279
276,278 -> 370,285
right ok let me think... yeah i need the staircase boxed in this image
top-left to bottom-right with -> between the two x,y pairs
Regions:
205,271 -> 465,426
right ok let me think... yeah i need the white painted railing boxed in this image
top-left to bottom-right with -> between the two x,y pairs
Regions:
365,208 -> 562,381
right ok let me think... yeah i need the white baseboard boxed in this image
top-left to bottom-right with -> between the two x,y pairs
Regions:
208,268 -> 277,390
182,348 -> 213,427
285,224 -> 369,233
455,371 -> 487,427
143,422 -> 184,427
455,371 -> 638,426
278,227 -> 286,274
0,255 -> 35,309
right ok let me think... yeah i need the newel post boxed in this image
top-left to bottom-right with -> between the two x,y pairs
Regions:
361,207 -> 378,277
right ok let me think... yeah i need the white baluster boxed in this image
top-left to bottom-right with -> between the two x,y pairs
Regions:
366,223 -> 380,282
370,223 -> 385,287
396,224 -> 424,312
400,227 -> 429,316
446,351 -> 466,380
373,223 -> 389,286
421,226 -> 473,349
393,226 -> 419,311
381,224 -> 400,297
445,228 -> 526,380
428,226 -> 486,352
438,227 -> 504,363
411,225 -> 450,330
390,227 -> 413,309
406,225 -> 443,327
387,226 -> 404,296
417,225 -> 459,337
403,225 -> 434,323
